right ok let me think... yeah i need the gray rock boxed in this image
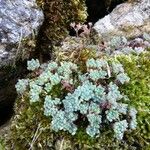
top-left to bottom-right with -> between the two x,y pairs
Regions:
0,0 -> 44,67
93,0 -> 150,41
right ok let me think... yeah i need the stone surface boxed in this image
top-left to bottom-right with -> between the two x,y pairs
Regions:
93,0 -> 150,41
0,0 -> 44,67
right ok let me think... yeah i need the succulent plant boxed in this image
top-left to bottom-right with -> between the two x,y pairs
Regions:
27,59 -> 40,71
15,79 -> 29,94
15,58 -> 137,140
6,33 -> 150,149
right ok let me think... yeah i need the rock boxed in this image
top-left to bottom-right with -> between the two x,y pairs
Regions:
93,0 -> 150,41
0,0 -> 44,67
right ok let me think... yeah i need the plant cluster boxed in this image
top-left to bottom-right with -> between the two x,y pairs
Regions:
103,34 -> 150,55
15,58 -> 137,140
6,32 -> 150,149
54,33 -> 150,65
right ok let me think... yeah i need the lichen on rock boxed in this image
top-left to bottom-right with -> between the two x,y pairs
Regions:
0,0 -> 44,67
93,0 -> 150,41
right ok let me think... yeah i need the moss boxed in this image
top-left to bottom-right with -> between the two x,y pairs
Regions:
36,0 -> 87,54
4,96 -> 131,149
117,52 -> 150,148
0,138 -> 5,150
4,96 -> 54,149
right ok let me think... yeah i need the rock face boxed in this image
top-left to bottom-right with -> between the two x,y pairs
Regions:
93,0 -> 150,41
0,0 -> 44,67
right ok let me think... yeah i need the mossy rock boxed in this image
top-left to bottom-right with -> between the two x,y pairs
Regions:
4,54 -> 150,149
36,0 -> 87,52
3,34 -> 150,149
4,96 -> 135,150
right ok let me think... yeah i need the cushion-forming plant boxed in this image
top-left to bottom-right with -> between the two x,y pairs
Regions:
15,58 -> 137,140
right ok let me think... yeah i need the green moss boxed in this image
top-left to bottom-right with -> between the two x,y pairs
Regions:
4,96 -> 54,149
4,97 -> 130,149
117,52 -> 150,148
0,140 -> 5,150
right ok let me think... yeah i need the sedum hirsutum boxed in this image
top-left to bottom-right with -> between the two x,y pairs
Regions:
112,62 -> 124,74
107,82 -> 123,105
29,82 -> 42,102
27,59 -> 40,71
109,36 -> 127,48
143,32 -> 150,42
102,34 -> 150,56
106,109 -> 119,122
116,103 -> 128,114
86,114 -> 102,137
44,96 -> 61,117
15,79 -> 29,94
113,120 -> 128,140
15,58 -> 137,140
116,73 -> 130,84
129,108 -> 138,130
